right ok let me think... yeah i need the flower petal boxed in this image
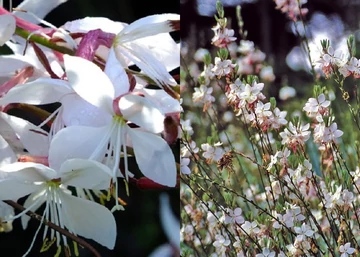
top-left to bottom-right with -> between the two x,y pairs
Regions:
142,88 -> 180,113
0,14 -> 16,46
14,0 -> 69,23
115,43 -> 177,86
60,159 -> 112,189
117,14 -> 179,43
64,55 -> 115,114
105,47 -> 130,97
61,93 -> 112,127
0,77 -> 71,106
48,125 -> 110,171
136,33 -> 179,72
0,112 -> 49,155
0,162 -> 55,200
128,129 -> 176,187
60,191 -> 117,249
0,134 -> 16,166
120,94 -> 164,133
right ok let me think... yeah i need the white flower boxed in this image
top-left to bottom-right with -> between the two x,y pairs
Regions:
192,85 -> 215,104
0,158 -> 116,254
256,248 -> 276,257
47,54 -> 177,190
212,57 -> 234,77
201,143 -> 224,162
223,208 -> 244,224
180,157 -> 191,175
241,221 -> 260,235
339,242 -> 355,257
294,223 -> 314,241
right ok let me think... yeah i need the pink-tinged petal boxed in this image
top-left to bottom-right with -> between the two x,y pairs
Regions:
21,189 -> 47,229
119,94 -> 164,133
105,48 -> 130,97
61,94 -> 112,127
0,112 -> 49,155
60,159 -> 112,189
128,129 -> 176,187
0,14 -> 15,46
0,134 -> 16,166
159,194 -> 180,248
13,0 -> 68,24
117,14 -> 179,43
64,55 -> 115,114
59,191 -> 117,249
0,78 -> 71,106
48,125 -> 111,171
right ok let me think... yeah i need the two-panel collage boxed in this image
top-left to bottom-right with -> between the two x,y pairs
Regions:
0,0 -> 360,256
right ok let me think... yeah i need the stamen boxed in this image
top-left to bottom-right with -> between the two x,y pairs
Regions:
6,194 -> 45,221
23,201 -> 49,257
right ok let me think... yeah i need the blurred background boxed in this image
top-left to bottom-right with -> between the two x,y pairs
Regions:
181,0 -> 360,145
181,0 -> 360,96
0,0 -> 179,256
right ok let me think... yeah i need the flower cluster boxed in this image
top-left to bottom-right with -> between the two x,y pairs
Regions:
181,1 -> 358,257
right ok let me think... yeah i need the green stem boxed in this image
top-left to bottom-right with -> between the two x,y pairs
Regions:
15,27 -> 74,55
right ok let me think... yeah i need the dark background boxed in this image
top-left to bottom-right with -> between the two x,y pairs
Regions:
0,0 -> 179,257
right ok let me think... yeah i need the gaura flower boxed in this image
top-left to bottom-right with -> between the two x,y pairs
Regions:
47,53 -> 177,195
0,158 -> 116,255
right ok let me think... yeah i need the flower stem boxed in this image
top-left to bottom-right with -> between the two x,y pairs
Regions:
15,27 -> 74,55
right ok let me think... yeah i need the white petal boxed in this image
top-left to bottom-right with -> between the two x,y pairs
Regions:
142,88 -> 180,113
128,129 -> 176,187
115,43 -> 177,86
64,55 -> 115,114
0,14 -> 16,46
0,162 -> 56,181
159,194 -> 179,247
105,48 -> 130,97
0,112 -> 49,155
60,191 -> 117,249
60,159 -> 112,189
0,162 -> 55,200
14,0 -> 68,23
117,14 -> 179,43
0,134 -> 16,166
48,125 -> 110,171
61,93 -> 112,127
0,78 -> 71,106
136,33 -> 179,72
119,94 -> 164,133
62,17 -> 127,34
21,189 -> 47,229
